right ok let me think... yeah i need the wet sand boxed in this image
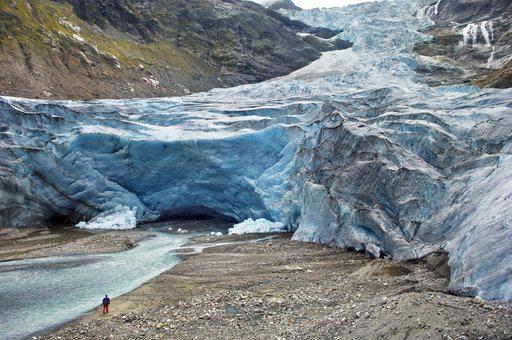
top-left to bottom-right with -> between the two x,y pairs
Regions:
42,233 -> 512,339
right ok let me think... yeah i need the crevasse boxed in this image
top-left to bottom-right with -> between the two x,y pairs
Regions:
1,0 -> 511,300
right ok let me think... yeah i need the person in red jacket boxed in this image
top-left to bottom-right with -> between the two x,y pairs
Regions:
102,295 -> 110,314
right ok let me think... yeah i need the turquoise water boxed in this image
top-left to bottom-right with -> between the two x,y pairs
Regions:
0,226 -> 194,339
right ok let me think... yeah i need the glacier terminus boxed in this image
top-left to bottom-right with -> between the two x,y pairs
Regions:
1,0 -> 511,301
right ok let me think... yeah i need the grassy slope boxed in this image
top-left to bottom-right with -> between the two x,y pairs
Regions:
0,1 -> 231,99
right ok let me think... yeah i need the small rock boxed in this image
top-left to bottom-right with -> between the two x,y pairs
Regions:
460,318 -> 471,326
226,305 -> 241,315
474,296 -> 485,307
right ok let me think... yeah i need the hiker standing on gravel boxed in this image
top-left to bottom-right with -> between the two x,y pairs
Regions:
102,295 -> 110,314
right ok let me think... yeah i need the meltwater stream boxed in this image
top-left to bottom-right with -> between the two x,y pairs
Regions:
0,226 -> 193,339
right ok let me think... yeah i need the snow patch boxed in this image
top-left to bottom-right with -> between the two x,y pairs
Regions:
228,218 -> 286,235
76,205 -> 137,230
72,34 -> 85,43
59,17 -> 81,33
142,77 -> 160,87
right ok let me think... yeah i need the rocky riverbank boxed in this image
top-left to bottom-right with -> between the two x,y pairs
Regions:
0,227 -> 153,261
42,234 -> 512,339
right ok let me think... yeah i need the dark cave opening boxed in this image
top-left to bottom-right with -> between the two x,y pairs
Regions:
156,206 -> 238,223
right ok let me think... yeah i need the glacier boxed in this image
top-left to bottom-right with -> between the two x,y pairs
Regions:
0,0 -> 511,300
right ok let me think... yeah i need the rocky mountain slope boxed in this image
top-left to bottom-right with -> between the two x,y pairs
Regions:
0,0 -> 325,99
413,0 -> 512,87
268,0 -> 302,11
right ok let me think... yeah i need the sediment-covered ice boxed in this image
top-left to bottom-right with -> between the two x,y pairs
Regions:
228,218 -> 286,235
0,0 -> 511,300
76,205 -> 137,230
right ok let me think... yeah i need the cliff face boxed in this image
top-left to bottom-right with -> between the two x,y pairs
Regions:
0,0 -> 321,99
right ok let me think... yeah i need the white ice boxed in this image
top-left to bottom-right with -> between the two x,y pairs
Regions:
461,21 -> 493,48
228,218 -> 286,235
76,205 -> 137,230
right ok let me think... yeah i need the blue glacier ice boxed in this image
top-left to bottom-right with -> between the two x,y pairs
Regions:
0,0 -> 511,300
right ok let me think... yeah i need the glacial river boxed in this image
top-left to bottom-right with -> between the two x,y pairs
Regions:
0,223 -> 226,339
